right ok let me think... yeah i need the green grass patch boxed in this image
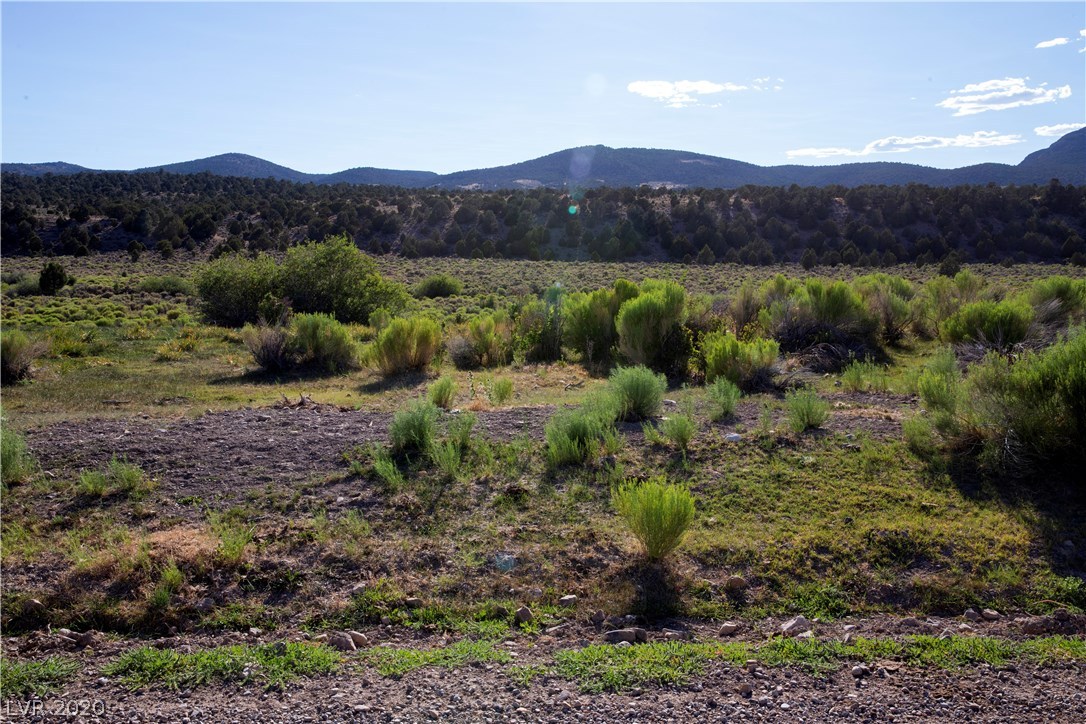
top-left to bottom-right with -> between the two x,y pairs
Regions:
360,639 -> 510,678
103,642 -> 339,690
0,657 -> 80,699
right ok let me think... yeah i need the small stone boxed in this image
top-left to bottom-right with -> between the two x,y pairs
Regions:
725,575 -> 748,592
1021,617 -> 1052,635
725,433 -> 743,442
964,608 -> 981,622
558,595 -> 578,606
492,605 -> 510,619
851,665 -> 869,678
314,633 -> 329,643
556,691 -> 572,703
603,629 -> 637,644
348,631 -> 369,647
842,624 -> 857,632
528,587 -> 543,600
74,631 -> 96,647
614,640 -> 632,648
195,597 -> 215,614
981,608 -> 1001,621
900,617 -> 922,627
663,632 -> 684,642
738,683 -> 754,697
745,659 -> 759,673
514,606 -> 534,624
404,597 -> 424,609
781,615 -> 811,636
23,599 -> 46,614
327,633 -> 356,652
248,627 -> 262,636
795,630 -> 815,639
1053,608 -> 1070,622
350,583 -> 368,595
589,610 -> 606,625
631,627 -> 648,643
959,623 -> 974,631
719,622 -> 739,636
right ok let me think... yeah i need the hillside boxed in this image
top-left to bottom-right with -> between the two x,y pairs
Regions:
3,129 -> 1083,188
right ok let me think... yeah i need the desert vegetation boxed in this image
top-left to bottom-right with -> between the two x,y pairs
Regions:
1,237 -> 1084,706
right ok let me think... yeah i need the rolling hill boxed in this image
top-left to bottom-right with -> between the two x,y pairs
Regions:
3,128 -> 1083,188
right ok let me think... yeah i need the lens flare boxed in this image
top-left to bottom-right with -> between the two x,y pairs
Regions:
568,205 -> 578,215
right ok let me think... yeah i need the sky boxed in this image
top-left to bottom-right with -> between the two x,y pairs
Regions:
2,2 -> 1084,174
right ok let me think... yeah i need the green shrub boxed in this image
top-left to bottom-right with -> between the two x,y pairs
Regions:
1027,276 -> 1086,325
941,300 -> 1033,348
706,377 -> 741,421
78,469 -> 109,497
288,313 -> 358,373
195,253 -> 281,327
513,297 -> 563,363
1,329 -> 48,384
371,317 -> 442,376
371,446 -> 405,492
615,280 -> 686,371
701,331 -> 778,390
1,426 -> 36,486
488,377 -> 514,406
545,402 -> 618,467
138,275 -> 194,296
428,376 -> 458,409
917,348 -> 962,434
563,280 -> 638,368
389,400 -> 439,456
428,440 -> 461,479
840,359 -> 889,393
609,365 -> 666,421
611,477 -> 695,560
446,411 -> 476,451
785,387 -> 830,433
451,312 -> 512,369
660,414 -> 697,453
414,274 -> 463,298
280,235 -> 408,323
853,274 -> 914,344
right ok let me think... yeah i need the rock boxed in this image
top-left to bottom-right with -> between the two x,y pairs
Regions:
248,627 -> 263,636
614,640 -> 632,648
851,665 -> 870,678
558,595 -> 578,606
514,606 -> 534,624
492,605 -> 510,619
348,631 -> 369,647
738,683 -> 754,697
664,399 -> 678,406
1021,616 -> 1053,635
900,617 -> 922,627
964,608 -> 981,622
781,615 -> 811,636
981,608 -> 1001,621
632,627 -> 649,643
528,587 -> 544,600
719,622 -> 739,636
556,691 -> 572,703
23,599 -> 46,614
745,659 -> 759,673
404,597 -> 424,609
842,624 -> 856,631
327,633 -> 356,652
1053,608 -> 1070,622
589,610 -> 606,625
725,575 -> 748,592
663,632 -> 684,642
350,583 -> 368,596
725,433 -> 743,442
195,597 -> 216,614
314,633 -> 329,643
545,623 -> 569,635
603,629 -> 638,644
958,623 -> 974,632
74,631 -> 95,647
795,630 -> 815,639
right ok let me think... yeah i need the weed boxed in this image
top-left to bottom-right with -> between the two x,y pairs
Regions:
428,439 -> 462,480
360,639 -> 510,678
389,400 -> 439,456
488,377 -> 514,406
609,365 -> 666,421
288,313 -> 358,373
1,425 -> 37,487
706,377 -> 741,421
660,413 -> 697,453
841,359 -> 889,392
371,445 -> 405,492
209,511 -> 254,566
446,411 -> 476,451
371,316 -> 441,376
701,331 -> 779,390
1,329 -> 48,384
554,642 -> 716,693
428,376 -> 457,409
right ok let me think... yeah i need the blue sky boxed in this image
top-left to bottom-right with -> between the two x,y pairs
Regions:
2,2 -> 1084,174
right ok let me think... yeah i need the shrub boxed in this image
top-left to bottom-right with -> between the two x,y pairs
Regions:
428,440 -> 461,479
853,274 -> 914,344
138,275 -> 194,296
513,298 -> 563,363
452,312 -> 512,369
563,280 -> 638,368
371,317 -> 442,376
916,348 -> 962,434
389,400 -> 439,456
195,253 -> 281,327
660,413 -> 697,453
941,300 -> 1033,349
785,387 -> 830,433
1,330 -> 48,384
1027,276 -> 1086,325
545,401 -> 618,467
1,426 -> 36,487
611,477 -> 695,561
288,313 -> 358,373
700,331 -> 778,390
280,235 -> 408,323
615,280 -> 686,371
840,359 -> 889,392
428,376 -> 458,409
706,377 -> 741,421
488,377 -> 514,406
38,261 -> 70,296
414,274 -> 463,298
371,445 -> 405,492
446,411 -> 476,451
609,365 -> 666,421
241,323 -> 291,373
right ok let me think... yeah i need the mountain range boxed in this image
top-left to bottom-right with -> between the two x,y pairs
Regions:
4,129 -> 1083,189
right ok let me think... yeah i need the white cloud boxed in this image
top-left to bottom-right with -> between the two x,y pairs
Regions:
1035,37 -> 1070,48
786,131 -> 1023,159
627,79 -> 747,108
1035,123 -> 1086,137
937,77 -> 1071,116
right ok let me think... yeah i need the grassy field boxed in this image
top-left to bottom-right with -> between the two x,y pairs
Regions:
2,251 -> 1084,678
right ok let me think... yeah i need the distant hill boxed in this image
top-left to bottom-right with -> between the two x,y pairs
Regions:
3,128 -> 1083,188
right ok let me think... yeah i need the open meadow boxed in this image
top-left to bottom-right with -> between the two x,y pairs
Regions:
2,246 -> 1085,721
